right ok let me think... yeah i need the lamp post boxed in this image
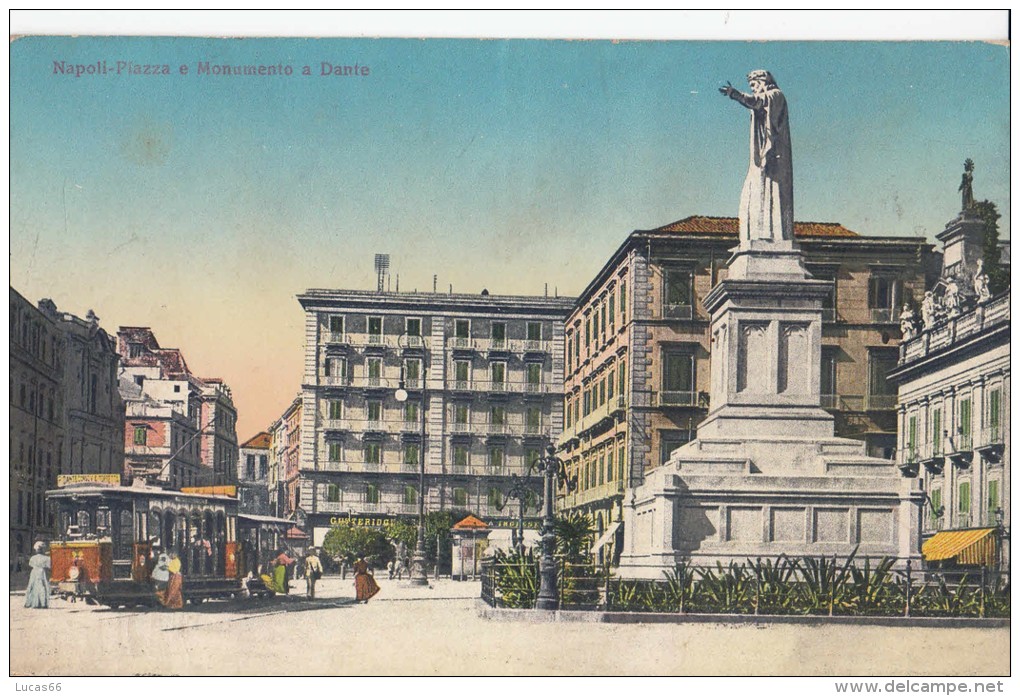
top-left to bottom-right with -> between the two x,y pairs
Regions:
495,471 -> 534,551
394,338 -> 429,586
533,445 -> 576,610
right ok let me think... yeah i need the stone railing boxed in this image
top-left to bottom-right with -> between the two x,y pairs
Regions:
900,293 -> 1010,364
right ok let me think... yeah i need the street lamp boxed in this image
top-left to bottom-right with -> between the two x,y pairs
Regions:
394,339 -> 429,587
495,471 -> 535,551
533,445 -> 577,610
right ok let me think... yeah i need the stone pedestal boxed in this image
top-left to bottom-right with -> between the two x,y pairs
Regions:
618,242 -> 923,578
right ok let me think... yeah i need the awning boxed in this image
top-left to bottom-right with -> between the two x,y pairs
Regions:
922,528 -> 997,565
590,522 -> 622,555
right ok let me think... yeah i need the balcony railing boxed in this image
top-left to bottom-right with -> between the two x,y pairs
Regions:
662,304 -> 694,320
657,391 -> 709,408
523,340 -> 548,352
523,423 -> 543,435
452,380 -> 471,391
320,418 -> 349,430
863,394 -> 897,411
524,382 -> 548,394
486,423 -> 511,436
560,479 -> 626,509
325,332 -> 348,344
870,308 -> 896,324
900,293 -> 1010,364
449,337 -> 475,350
450,422 -> 472,434
321,375 -> 350,386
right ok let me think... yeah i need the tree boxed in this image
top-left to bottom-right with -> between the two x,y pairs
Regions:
974,199 -> 1009,295
322,525 -> 393,568
553,511 -> 595,561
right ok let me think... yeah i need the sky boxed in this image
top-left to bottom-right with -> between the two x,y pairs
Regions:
9,17 -> 1011,440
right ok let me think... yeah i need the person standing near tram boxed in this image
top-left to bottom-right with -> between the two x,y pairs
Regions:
24,541 -> 51,609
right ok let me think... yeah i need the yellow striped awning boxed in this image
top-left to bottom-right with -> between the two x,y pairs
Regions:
922,528 -> 997,565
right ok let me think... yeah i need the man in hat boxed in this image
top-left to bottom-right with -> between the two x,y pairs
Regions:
304,548 -> 324,599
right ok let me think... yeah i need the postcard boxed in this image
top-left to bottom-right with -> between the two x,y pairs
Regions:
8,12 -> 1010,684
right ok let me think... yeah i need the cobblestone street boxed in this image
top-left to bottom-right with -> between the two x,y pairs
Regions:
10,576 -> 1010,676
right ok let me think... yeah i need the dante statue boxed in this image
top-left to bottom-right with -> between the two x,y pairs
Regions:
959,159 -> 975,211
720,69 -> 794,245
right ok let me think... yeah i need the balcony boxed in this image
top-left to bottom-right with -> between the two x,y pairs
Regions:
486,423 -> 511,438
485,381 -> 512,395
975,425 -> 1005,463
523,382 -> 549,396
523,340 -> 548,355
401,335 -> 427,355
917,441 -> 945,475
946,432 -> 973,469
657,391 -> 709,409
896,447 -> 920,477
863,394 -> 897,411
320,418 -> 349,432
324,332 -> 349,346
320,374 -> 350,387
559,479 -> 626,510
662,304 -> 694,320
451,380 -> 472,392
450,422 -> 473,435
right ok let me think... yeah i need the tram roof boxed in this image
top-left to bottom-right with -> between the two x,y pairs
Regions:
238,513 -> 295,527
45,483 -> 239,504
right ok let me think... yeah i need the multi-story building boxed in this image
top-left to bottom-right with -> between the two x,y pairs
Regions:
889,208 -> 1010,569
117,327 -> 237,487
10,289 -> 125,571
557,215 -> 938,555
198,377 -> 239,486
10,289 -> 65,571
296,289 -> 574,546
267,409 -> 289,517
238,432 -> 272,515
282,397 -> 302,519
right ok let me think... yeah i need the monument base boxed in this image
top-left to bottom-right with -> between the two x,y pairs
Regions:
617,434 -> 923,579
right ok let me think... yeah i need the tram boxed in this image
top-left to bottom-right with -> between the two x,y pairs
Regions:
46,482 -> 245,607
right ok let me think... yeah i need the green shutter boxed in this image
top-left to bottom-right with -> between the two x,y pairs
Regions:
959,482 -> 971,514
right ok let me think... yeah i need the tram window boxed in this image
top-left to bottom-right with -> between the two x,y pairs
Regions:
149,512 -> 162,544
77,511 -> 91,534
61,512 -> 72,535
96,509 -> 111,533
118,511 -> 133,556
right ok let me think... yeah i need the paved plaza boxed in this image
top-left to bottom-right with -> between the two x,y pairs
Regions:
9,576 -> 1009,676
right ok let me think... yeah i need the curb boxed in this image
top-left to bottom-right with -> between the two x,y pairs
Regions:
476,601 -> 1010,628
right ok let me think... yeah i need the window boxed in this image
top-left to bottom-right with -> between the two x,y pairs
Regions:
564,395 -> 572,428
932,408 -> 942,454
907,416 -> 917,457
403,486 -> 417,506
455,360 -> 470,384
663,352 -> 695,393
526,363 -> 542,386
620,280 -> 627,322
600,304 -> 607,341
988,480 -> 1000,513
487,488 -> 503,508
259,455 -> 267,478
958,481 -> 971,515
404,402 -> 419,423
606,449 -> 614,482
526,407 -> 541,432
931,488 -> 942,525
867,349 -> 898,406
664,269 -> 694,313
328,400 -> 343,420
607,369 -> 615,400
329,315 -> 344,336
403,443 -> 420,467
325,357 -> 347,379
453,446 -> 469,469
490,405 -> 506,425
592,308 -> 600,341
129,343 -> 144,358
525,448 -> 541,471
452,487 -> 468,507
491,322 -> 506,342
365,443 -> 381,465
246,454 -> 256,479
599,377 -> 606,406
585,316 -> 591,350
565,331 -> 573,373
958,398 -> 972,448
659,430 -> 692,465
367,316 -> 383,336
327,484 -> 340,503
454,404 -> 469,425
821,348 -> 838,400
367,358 -> 382,380
527,322 -> 541,341
490,362 -> 506,385
987,388 -> 1001,441
406,318 -> 421,336
455,320 -> 470,339
618,360 -> 627,397
367,401 -> 382,422
618,444 -> 626,481
133,426 -> 147,446
608,292 -> 616,331
404,359 -> 421,382
868,274 -> 901,322
365,484 -> 380,504
489,447 -> 505,470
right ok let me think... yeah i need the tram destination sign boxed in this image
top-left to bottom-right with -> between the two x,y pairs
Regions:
56,474 -> 121,487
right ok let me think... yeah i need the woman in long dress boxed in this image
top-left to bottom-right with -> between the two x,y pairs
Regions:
24,541 -> 51,609
353,557 -> 380,603
156,552 -> 184,609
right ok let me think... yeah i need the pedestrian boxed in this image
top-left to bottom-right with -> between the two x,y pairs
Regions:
387,559 -> 395,580
304,548 -> 323,599
156,551 -> 184,610
339,558 -> 348,579
394,556 -> 405,581
24,541 -> 51,609
353,556 -> 380,603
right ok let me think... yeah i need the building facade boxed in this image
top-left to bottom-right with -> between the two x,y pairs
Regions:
557,216 -> 938,558
117,327 -> 237,487
9,289 -> 125,571
296,289 -> 573,546
890,210 -> 1010,569
237,432 -> 272,515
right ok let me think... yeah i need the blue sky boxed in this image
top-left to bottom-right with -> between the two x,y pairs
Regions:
9,36 -> 1010,436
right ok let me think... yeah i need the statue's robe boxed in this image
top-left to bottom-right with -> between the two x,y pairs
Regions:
732,86 -> 793,244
